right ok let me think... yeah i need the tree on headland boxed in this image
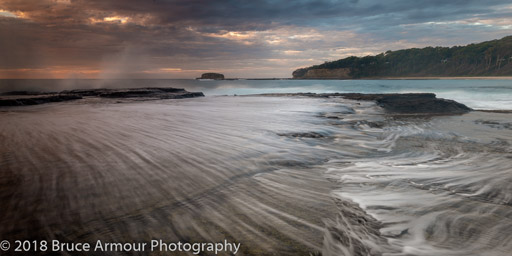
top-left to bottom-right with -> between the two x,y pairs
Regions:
293,36 -> 512,78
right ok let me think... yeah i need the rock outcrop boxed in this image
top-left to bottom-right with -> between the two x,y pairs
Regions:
0,91 -> 56,96
250,93 -> 472,115
197,73 -> 225,80
0,94 -> 83,106
62,87 -> 204,99
0,87 -> 205,106
341,93 -> 472,114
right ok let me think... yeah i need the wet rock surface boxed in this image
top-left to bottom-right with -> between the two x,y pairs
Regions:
0,94 -> 83,106
475,119 -> 512,130
0,87 -> 205,106
0,91 -> 57,96
253,92 -> 472,114
277,132 -> 326,138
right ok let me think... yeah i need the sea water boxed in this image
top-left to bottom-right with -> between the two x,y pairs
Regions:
1,78 -> 512,110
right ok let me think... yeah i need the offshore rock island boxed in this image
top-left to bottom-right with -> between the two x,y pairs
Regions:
197,73 -> 225,80
293,35 -> 512,79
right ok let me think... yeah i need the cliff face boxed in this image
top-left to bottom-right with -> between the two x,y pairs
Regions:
293,35 -> 512,79
293,68 -> 351,79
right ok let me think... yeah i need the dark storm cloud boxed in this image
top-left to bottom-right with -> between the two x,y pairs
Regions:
48,0 -> 511,30
0,0 -> 511,78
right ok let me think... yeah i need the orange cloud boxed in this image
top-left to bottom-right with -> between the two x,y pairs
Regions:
0,67 -> 101,79
90,16 -> 130,24
0,9 -> 27,19
141,68 -> 183,73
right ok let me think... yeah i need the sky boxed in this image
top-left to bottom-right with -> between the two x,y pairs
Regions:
1,0 -> 512,79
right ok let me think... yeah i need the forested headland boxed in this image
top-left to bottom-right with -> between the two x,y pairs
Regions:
293,36 -> 512,79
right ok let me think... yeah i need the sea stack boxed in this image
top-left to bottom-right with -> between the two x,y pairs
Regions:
198,73 -> 225,80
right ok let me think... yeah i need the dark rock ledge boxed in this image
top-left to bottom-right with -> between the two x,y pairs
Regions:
251,93 -> 472,114
0,87 -> 205,106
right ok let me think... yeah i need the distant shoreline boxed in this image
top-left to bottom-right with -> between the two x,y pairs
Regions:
372,76 -> 512,80
244,76 -> 512,80
289,76 -> 512,80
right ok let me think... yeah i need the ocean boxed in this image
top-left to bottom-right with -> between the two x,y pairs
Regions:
0,79 -> 511,255
1,78 -> 512,110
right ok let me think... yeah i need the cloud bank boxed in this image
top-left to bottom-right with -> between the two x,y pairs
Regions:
1,0 -> 511,78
